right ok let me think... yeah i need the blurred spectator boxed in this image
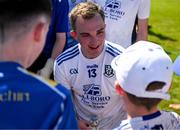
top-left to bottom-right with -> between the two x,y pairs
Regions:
28,0 -> 69,79
88,0 -> 150,48
64,0 -> 87,51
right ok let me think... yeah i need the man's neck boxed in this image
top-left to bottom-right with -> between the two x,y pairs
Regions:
127,105 -> 158,119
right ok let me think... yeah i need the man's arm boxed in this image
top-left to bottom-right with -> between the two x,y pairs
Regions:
136,0 -> 150,42
37,33 -> 66,78
51,32 -> 66,59
136,18 -> 148,41
38,0 -> 69,78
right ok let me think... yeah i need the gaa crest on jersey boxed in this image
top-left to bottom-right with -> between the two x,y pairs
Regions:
104,65 -> 114,78
69,68 -> 78,75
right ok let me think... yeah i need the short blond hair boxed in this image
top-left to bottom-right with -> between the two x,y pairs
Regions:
69,2 -> 104,31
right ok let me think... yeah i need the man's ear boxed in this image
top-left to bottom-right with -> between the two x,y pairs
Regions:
70,31 -> 77,40
115,81 -> 125,96
33,22 -> 47,42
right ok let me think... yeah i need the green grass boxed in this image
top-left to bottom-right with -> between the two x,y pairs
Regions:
149,0 -> 180,114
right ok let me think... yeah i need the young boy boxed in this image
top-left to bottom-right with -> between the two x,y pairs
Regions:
0,0 -> 77,128
111,41 -> 180,129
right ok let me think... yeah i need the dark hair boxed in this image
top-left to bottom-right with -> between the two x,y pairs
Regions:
0,0 -> 51,42
69,2 -> 104,31
126,82 -> 166,111
0,0 -> 51,23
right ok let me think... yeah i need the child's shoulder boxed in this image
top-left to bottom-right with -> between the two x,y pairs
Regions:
161,110 -> 180,118
114,111 -> 180,130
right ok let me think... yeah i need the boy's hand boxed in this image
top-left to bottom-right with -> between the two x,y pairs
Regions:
78,120 -> 90,130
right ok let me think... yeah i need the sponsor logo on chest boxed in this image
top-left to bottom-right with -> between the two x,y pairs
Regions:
104,0 -> 125,20
80,84 -> 111,109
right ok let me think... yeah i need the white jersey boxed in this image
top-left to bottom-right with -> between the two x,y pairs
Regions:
89,0 -> 150,48
54,41 -> 126,129
114,111 -> 180,130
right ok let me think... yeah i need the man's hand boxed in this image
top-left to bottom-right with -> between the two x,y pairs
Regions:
78,120 -> 90,130
38,58 -> 54,78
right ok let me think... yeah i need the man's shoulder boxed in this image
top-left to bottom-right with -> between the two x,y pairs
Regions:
55,44 -> 80,66
105,40 -> 125,57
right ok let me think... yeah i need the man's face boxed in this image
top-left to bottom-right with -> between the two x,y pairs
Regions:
73,13 -> 106,59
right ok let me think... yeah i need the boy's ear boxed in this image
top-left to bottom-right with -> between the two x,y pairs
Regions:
33,22 -> 47,42
70,31 -> 77,40
115,81 -> 125,96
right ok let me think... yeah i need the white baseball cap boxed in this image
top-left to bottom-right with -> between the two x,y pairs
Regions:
173,55 -> 180,76
111,41 -> 173,100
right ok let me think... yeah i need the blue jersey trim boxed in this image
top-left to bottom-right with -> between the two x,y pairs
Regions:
106,43 -> 122,57
57,51 -> 79,66
106,50 -> 117,57
56,45 -> 78,61
56,45 -> 79,65
107,43 -> 123,53
142,111 -> 161,121
106,44 -> 122,57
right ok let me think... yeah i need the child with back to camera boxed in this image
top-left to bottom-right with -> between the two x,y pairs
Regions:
111,41 -> 180,130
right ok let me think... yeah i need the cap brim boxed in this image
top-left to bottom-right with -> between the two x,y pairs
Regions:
137,91 -> 170,100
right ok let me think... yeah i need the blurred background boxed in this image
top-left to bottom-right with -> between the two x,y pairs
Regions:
149,0 -> 180,114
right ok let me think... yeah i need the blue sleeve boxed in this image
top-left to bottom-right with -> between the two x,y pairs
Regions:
54,0 -> 69,32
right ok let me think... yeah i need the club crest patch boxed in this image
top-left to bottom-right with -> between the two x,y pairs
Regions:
104,65 -> 114,78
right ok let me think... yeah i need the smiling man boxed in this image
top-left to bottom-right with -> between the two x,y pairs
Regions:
54,2 -> 126,129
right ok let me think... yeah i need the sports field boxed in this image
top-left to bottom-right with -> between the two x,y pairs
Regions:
149,0 -> 180,114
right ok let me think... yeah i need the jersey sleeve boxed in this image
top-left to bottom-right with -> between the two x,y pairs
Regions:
54,60 -> 71,90
138,0 -> 150,19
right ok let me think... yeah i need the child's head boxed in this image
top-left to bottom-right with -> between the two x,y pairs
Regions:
111,41 -> 173,110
